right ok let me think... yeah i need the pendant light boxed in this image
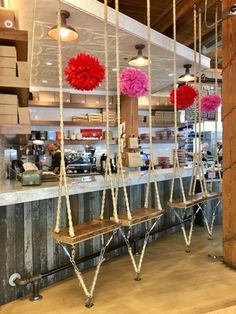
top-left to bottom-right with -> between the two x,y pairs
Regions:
178,64 -> 195,82
48,10 -> 79,42
129,44 -> 149,67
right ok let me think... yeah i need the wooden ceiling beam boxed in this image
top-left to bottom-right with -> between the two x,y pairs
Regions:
152,0 -> 217,38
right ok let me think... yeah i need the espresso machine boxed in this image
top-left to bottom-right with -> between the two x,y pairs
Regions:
66,147 -> 97,175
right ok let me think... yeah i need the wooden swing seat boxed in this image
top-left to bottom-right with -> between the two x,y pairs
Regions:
167,191 -> 221,209
113,208 -> 163,227
52,219 -> 120,245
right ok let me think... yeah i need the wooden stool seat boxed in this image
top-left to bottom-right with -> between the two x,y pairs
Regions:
115,208 -> 163,227
52,219 -> 120,245
167,191 -> 222,209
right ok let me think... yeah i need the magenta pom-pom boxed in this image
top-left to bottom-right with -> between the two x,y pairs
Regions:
120,68 -> 149,98
201,94 -> 221,113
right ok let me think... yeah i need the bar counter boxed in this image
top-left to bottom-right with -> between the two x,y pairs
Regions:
0,167 -> 221,305
0,167 -> 192,206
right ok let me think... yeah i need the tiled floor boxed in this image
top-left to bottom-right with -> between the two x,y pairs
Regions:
1,226 -> 236,314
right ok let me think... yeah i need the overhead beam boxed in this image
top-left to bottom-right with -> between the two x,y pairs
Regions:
152,0 -> 217,47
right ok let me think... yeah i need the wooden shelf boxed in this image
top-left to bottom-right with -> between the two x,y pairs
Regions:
28,100 -> 116,109
138,105 -> 174,111
139,122 -> 185,128
0,124 -> 31,135
28,139 -> 117,145
31,120 -> 117,127
0,28 -> 28,61
140,137 -> 185,144
0,76 -> 29,89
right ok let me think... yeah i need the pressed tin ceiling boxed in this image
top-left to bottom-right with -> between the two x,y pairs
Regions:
28,0 -> 210,93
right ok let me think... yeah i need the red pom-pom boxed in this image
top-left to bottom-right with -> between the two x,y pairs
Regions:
170,85 -> 197,110
64,53 -> 105,91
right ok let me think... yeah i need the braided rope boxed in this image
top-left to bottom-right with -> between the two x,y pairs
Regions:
210,3 -> 222,192
100,0 -> 119,222
189,5 -> 197,196
115,0 -> 132,220
54,0 -> 74,237
169,0 -> 186,203
144,0 -> 162,210
198,9 -> 208,197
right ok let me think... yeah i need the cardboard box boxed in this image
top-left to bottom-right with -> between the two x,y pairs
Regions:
163,111 -> 174,122
86,95 -> 100,105
159,96 -> 169,105
0,104 -> 18,115
155,111 -> 164,121
0,67 -> 16,77
0,114 -> 17,124
0,46 -> 16,58
128,137 -> 139,149
126,152 -> 141,168
17,61 -> 28,78
0,56 -> 16,68
38,91 -> 55,102
151,97 -> 160,106
32,92 -> 39,101
71,94 -> 86,104
54,92 -> 70,103
0,8 -> 15,29
0,93 -> 18,105
18,107 -> 30,125
99,96 -> 114,106
138,96 -> 149,107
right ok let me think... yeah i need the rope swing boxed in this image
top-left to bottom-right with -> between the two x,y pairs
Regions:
113,0 -> 163,281
51,0 -> 120,307
167,2 -> 221,252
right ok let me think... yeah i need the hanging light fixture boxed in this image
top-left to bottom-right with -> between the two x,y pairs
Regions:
178,64 -> 195,82
128,44 -> 149,67
48,10 -> 79,42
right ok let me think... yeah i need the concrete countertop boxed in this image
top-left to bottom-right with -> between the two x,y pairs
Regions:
0,167 -> 193,206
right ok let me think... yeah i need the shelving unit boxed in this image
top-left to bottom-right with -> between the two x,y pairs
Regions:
0,28 -> 30,135
139,122 -> 185,128
138,105 -> 174,111
0,124 -> 31,135
28,100 -> 116,109
28,139 -> 117,145
31,120 -> 117,127
0,28 -> 28,61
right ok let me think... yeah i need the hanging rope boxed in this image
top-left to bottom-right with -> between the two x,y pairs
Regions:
54,0 -> 74,237
199,9 -> 209,196
189,5 -> 198,196
100,0 -> 119,222
169,0 -> 186,203
210,2 -> 222,192
114,0 -> 132,220
144,0 -> 162,211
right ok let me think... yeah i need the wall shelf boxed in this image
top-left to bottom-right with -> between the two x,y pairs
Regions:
28,100 -> 116,109
28,139 -> 117,145
0,28 -> 28,61
31,120 -> 117,127
139,122 -> 184,128
0,124 -> 31,135
138,105 -> 174,111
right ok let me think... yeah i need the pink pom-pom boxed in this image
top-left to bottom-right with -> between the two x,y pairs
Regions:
120,68 -> 149,98
201,94 -> 221,113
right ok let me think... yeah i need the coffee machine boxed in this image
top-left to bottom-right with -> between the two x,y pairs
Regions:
66,147 -> 97,174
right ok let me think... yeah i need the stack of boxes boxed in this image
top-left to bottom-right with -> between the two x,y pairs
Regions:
0,93 -> 18,124
0,45 -> 16,77
102,109 -> 117,124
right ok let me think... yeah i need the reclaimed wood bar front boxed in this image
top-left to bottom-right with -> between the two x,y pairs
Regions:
0,168 -> 221,305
